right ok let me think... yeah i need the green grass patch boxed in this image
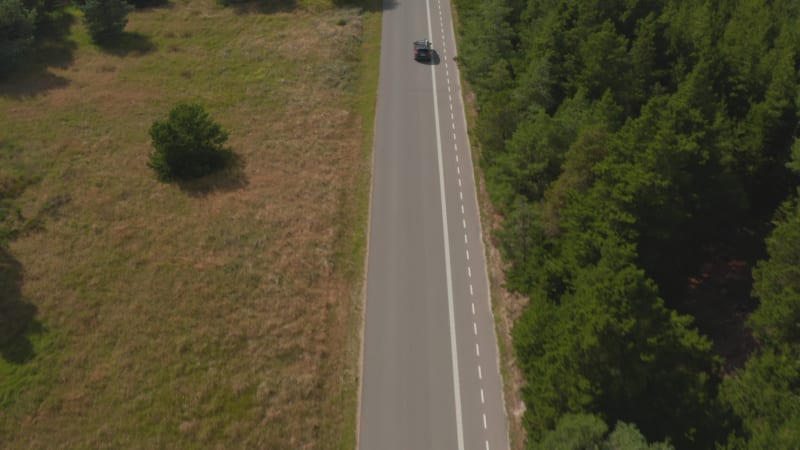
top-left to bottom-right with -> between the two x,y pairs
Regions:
0,323 -> 63,416
331,1 -> 382,448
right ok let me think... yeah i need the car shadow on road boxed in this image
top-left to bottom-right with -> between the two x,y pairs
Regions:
417,50 -> 441,66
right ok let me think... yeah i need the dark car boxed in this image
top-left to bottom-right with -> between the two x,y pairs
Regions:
414,39 -> 432,61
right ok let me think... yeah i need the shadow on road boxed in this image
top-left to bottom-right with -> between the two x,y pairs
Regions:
416,50 -> 441,66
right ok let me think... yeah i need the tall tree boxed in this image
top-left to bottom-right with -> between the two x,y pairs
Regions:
452,0 -> 800,447
0,0 -> 35,74
80,0 -> 133,42
749,199 -> 800,347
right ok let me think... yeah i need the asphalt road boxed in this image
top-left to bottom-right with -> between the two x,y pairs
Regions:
358,0 -> 510,448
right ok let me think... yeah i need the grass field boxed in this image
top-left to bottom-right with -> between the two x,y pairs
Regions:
0,0 -> 380,447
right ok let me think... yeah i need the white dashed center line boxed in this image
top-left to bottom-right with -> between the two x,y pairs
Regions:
433,1 -> 500,448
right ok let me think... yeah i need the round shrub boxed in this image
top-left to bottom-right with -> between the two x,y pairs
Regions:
80,0 -> 133,42
148,103 -> 232,181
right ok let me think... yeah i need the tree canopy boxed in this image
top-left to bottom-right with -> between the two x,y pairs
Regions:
0,0 -> 36,73
453,0 -> 800,447
79,0 -> 133,42
720,196 -> 800,448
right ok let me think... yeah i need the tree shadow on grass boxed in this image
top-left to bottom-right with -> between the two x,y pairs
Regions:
131,0 -> 175,10
97,31 -> 157,57
334,0 -> 391,12
0,247 -> 40,364
230,0 -> 297,15
0,12 -> 76,98
0,70 -> 69,98
176,153 -> 249,197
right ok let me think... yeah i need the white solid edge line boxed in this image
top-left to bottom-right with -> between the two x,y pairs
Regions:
426,0 -> 464,448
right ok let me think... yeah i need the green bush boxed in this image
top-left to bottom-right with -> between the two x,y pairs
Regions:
0,0 -> 36,74
79,0 -> 133,42
148,103 -> 232,181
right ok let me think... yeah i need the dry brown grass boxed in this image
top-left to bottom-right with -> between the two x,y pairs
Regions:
0,1 -> 380,448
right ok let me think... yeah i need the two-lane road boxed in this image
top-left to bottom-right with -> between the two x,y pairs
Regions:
359,0 -> 510,448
